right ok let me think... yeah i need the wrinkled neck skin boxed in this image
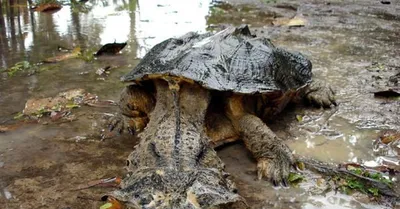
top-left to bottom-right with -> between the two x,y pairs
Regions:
112,80 -> 244,209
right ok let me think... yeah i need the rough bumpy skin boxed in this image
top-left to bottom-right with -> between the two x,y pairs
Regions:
108,25 -> 336,208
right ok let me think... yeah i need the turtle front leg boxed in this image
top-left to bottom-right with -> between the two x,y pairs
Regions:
102,85 -> 155,139
239,115 -> 293,186
303,80 -> 337,107
226,96 -> 294,186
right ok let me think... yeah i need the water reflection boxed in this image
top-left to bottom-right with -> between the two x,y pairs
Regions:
0,0 -> 212,68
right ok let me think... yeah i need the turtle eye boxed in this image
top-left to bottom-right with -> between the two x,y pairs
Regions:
126,160 -> 130,166
139,194 -> 154,205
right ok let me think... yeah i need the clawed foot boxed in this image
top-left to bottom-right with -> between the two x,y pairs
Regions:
256,144 -> 294,187
100,113 -> 126,140
305,81 -> 337,108
100,113 -> 148,140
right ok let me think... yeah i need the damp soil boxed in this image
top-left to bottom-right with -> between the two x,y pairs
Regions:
0,0 -> 399,208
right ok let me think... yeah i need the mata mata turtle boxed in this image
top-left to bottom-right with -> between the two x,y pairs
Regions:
103,25 -> 336,208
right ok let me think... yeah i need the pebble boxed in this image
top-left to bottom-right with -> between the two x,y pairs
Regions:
3,189 -> 12,199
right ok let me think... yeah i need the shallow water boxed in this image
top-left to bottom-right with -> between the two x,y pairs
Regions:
0,0 -> 399,208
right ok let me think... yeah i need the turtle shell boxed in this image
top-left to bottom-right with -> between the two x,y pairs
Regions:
122,25 -> 312,94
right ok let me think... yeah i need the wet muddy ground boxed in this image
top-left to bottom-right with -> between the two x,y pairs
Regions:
0,0 -> 399,208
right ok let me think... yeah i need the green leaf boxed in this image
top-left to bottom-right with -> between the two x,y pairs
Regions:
66,104 -> 80,109
99,203 -> 113,209
5,61 -> 32,77
347,179 -> 363,189
368,172 -> 381,180
368,188 -> 379,196
296,115 -> 303,122
13,112 -> 24,120
288,172 -> 304,183
352,168 -> 363,175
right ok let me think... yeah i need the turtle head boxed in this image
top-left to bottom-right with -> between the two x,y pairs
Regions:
109,168 -> 246,209
275,49 -> 313,90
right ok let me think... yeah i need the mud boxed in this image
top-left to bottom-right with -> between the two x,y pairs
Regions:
0,0 -> 399,208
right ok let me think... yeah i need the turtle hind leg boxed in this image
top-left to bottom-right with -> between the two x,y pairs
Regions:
205,95 -> 240,148
102,84 -> 155,139
226,95 -> 294,187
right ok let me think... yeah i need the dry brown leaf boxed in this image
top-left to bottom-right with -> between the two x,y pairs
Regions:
33,3 -> 62,12
380,130 -> 400,144
273,16 -> 307,27
43,47 -> 81,63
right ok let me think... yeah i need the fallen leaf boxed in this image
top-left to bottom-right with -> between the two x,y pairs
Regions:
96,66 -> 112,76
288,172 -> 304,183
373,88 -> 400,98
65,104 -> 80,109
316,178 -> 325,187
296,161 -> 305,170
32,3 -> 62,12
273,16 -> 306,27
43,47 -> 81,63
100,203 -> 114,209
13,112 -> 24,120
95,42 -> 127,56
296,114 -> 303,122
50,111 -> 67,121
379,130 -> 400,144
0,121 -> 38,133
86,100 -> 117,108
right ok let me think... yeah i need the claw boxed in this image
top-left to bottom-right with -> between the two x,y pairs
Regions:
127,127 -> 135,135
282,179 -> 288,187
100,113 -> 128,140
330,97 -> 338,106
272,180 -> 279,187
108,119 -> 120,132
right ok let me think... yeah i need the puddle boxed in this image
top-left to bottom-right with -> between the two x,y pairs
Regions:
1,0 -> 399,208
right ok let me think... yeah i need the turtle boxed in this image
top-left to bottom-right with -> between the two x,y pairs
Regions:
102,25 -> 336,208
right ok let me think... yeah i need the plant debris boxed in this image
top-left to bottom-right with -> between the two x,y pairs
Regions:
373,88 -> 400,98
95,42 -> 127,56
288,172 -> 304,185
273,15 -> 306,27
96,66 -> 112,76
23,89 -> 87,116
20,89 -> 116,119
72,177 -> 121,191
335,165 -> 393,197
2,61 -> 31,77
0,89 -> 118,133
296,156 -> 398,200
32,2 -> 62,12
372,130 -> 400,173
0,121 -> 38,133
379,130 -> 400,144
43,47 -> 81,63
